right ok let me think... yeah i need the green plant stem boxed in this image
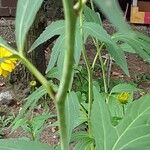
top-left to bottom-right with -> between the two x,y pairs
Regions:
122,104 -> 125,115
80,104 -> 88,118
79,3 -> 93,143
107,55 -> 113,90
19,55 -> 55,99
91,42 -> 104,69
92,41 -> 108,93
96,43 -> 108,93
89,0 -> 108,94
56,0 -> 77,149
90,0 -> 94,10
81,31 -> 95,150
74,68 -> 88,83
82,46 -> 93,121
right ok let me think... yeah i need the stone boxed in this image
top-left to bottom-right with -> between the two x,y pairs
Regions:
0,91 -> 16,106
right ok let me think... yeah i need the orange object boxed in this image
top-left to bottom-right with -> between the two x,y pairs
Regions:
130,7 -> 144,24
130,1 -> 150,24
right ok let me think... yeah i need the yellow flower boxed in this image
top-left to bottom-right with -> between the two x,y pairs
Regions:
117,92 -> 130,104
30,80 -> 37,87
0,47 -> 16,78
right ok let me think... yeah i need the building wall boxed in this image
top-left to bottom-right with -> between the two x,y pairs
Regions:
0,0 -> 129,18
0,0 -> 17,17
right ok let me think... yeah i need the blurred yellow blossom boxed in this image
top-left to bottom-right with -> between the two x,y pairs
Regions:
117,92 -> 130,104
30,80 -> 37,87
0,47 -> 16,78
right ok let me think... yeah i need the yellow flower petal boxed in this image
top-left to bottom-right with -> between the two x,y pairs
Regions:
2,70 -> 9,78
117,92 -> 130,104
0,67 -> 2,75
1,62 -> 13,72
10,62 -> 15,69
5,60 -> 15,68
5,60 -> 12,64
0,47 -> 16,77
30,80 -> 37,87
0,47 -> 12,57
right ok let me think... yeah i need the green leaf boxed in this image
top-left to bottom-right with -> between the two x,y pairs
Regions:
111,83 -> 138,94
71,132 -> 90,142
74,21 -> 82,64
107,45 -> 129,76
108,95 -> 124,119
71,132 -> 93,150
15,0 -> 44,51
83,22 -> 111,43
131,39 -> 150,63
0,37 -> 16,54
46,21 -> 82,75
92,88 -> 150,149
12,86 -> 46,126
136,31 -> 150,43
57,44 -> 65,78
65,91 -> 82,145
112,94 -> 150,150
0,139 -> 55,150
46,67 -> 61,80
83,22 -> 129,75
12,118 -> 27,132
56,34 -> 82,78
122,139 -> 150,150
74,139 -> 93,150
32,113 -> 50,134
91,87 -> 117,149
46,34 -> 65,73
83,6 -> 102,25
29,20 -> 65,52
46,22 -> 82,74
108,92 -> 134,126
137,38 -> 150,55
94,0 -> 131,33
112,33 -> 150,63
119,43 -> 136,53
